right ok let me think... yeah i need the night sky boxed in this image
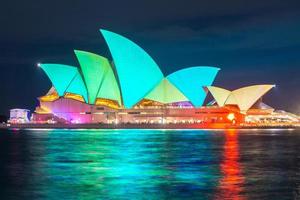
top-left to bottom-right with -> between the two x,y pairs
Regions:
0,0 -> 300,115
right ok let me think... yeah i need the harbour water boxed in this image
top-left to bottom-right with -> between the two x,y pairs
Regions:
0,129 -> 299,199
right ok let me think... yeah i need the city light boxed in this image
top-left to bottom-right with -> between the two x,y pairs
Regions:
227,113 -> 235,121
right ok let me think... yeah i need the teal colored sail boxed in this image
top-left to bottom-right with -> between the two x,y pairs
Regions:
100,29 -> 164,108
74,50 -> 112,104
167,67 -> 220,107
96,64 -> 122,105
40,64 -> 78,96
66,73 -> 88,103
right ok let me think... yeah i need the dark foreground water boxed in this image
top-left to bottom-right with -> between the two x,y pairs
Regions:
0,129 -> 300,200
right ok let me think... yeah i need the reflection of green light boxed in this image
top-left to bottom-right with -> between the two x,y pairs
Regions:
35,130 -> 221,199
100,29 -> 164,108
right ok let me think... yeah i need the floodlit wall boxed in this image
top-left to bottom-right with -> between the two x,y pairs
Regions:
35,97 -> 245,124
40,98 -> 92,123
10,109 -> 30,123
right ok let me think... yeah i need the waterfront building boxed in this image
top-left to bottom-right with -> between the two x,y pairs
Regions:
9,109 -> 30,124
31,29 -> 299,127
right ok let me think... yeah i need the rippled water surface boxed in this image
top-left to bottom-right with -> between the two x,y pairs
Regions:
0,129 -> 300,199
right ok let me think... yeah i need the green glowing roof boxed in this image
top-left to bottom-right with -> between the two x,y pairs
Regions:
40,64 -> 78,96
96,61 -> 122,105
167,67 -> 220,107
74,50 -> 111,104
100,29 -> 164,108
145,78 -> 188,104
39,30 -> 222,108
74,50 -> 121,105
66,73 -> 88,103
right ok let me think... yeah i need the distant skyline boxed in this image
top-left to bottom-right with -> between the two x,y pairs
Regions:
0,0 -> 300,114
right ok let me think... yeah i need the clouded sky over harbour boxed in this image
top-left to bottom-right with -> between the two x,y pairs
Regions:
0,0 -> 299,114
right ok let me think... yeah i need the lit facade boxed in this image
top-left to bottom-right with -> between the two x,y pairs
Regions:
9,109 -> 30,124
32,29 -> 299,127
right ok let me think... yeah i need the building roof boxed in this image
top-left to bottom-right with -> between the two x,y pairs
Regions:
207,85 -> 275,112
167,67 -> 220,107
65,73 -> 89,103
40,64 -> 88,102
40,64 -> 78,96
74,50 -> 115,104
145,78 -> 188,104
39,30 -> 220,108
100,29 -> 164,108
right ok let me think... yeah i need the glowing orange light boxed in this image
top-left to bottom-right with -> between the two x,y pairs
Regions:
64,93 -> 85,102
227,113 -> 235,121
35,106 -> 51,114
95,98 -> 120,109
39,93 -> 59,102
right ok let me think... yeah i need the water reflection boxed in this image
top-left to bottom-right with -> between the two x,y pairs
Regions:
39,130 -> 221,199
0,129 -> 299,199
97,131 -> 168,198
215,129 -> 246,200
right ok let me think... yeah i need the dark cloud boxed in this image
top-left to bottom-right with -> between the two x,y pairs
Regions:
0,0 -> 299,114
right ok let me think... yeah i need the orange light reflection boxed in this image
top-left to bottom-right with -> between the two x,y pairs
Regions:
215,129 -> 246,200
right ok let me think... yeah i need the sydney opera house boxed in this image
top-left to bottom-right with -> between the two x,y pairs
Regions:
31,29 -> 299,128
